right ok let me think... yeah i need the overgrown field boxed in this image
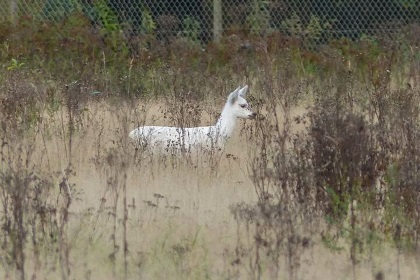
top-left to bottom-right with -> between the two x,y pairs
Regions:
1,18 -> 420,280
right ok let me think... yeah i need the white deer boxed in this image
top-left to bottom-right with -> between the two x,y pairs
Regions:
129,85 -> 256,153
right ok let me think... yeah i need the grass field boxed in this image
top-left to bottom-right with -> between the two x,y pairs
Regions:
1,18 -> 420,279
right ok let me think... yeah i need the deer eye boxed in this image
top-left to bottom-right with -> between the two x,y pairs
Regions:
240,104 -> 247,108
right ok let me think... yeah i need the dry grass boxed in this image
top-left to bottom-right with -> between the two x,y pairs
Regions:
0,94 -> 420,279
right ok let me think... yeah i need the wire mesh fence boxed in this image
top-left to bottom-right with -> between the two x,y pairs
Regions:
1,0 -> 419,45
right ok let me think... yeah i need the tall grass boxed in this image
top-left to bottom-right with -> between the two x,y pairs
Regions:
0,14 -> 420,279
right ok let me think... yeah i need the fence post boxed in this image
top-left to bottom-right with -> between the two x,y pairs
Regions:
9,0 -> 17,23
213,0 -> 222,42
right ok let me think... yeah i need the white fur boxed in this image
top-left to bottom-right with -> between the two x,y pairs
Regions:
129,85 -> 256,153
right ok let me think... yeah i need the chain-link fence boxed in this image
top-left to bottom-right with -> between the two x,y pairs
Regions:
1,0 -> 419,44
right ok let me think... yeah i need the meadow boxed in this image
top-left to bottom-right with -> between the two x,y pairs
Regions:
1,17 -> 420,279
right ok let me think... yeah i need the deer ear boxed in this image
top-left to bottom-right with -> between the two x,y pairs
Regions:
228,86 -> 240,104
238,85 -> 249,97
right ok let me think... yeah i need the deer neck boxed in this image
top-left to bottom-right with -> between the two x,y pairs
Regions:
215,105 -> 237,141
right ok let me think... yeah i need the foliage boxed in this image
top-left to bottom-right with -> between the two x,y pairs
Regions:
247,0 -> 271,34
7,59 -> 25,71
282,12 -> 332,44
181,16 -> 201,43
140,6 -> 156,35
94,0 -> 120,33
